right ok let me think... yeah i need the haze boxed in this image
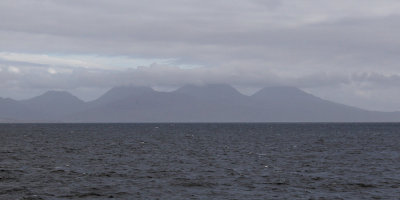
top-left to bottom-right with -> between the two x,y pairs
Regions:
1,0 -> 400,112
3,84 -> 400,122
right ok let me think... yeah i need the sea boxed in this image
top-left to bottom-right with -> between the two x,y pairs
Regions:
1,123 -> 399,199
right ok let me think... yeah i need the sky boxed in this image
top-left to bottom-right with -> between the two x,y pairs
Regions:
1,0 -> 400,111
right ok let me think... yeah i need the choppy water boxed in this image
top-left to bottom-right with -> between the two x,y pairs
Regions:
1,123 -> 400,199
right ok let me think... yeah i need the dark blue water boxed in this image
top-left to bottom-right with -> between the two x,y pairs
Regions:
1,123 -> 399,199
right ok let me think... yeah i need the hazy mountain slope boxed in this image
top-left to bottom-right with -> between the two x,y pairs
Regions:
2,84 -> 400,122
249,86 -> 400,122
65,84 -> 400,122
67,88 -> 254,122
0,97 -> 37,121
175,84 -> 246,101
21,91 -> 86,119
88,86 -> 155,107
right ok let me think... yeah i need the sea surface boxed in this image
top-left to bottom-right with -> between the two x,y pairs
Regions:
0,123 -> 399,199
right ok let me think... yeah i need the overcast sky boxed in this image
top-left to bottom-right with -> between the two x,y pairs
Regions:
1,0 -> 400,111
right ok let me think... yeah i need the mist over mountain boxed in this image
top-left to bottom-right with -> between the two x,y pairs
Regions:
89,86 -> 155,107
1,84 -> 400,122
21,91 -> 86,120
0,97 -> 36,122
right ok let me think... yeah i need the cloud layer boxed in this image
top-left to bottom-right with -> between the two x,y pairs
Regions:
1,0 -> 400,111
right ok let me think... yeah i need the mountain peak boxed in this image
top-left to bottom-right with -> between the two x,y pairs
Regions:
0,97 -> 19,103
92,85 -> 155,105
16,90 -> 85,119
175,84 -> 242,98
253,86 -> 309,98
42,90 -> 76,97
2,84 -> 400,122
107,86 -> 154,94
31,90 -> 83,103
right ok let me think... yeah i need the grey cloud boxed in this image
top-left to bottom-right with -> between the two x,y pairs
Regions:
1,1 -> 399,65
2,61 -> 399,91
1,0 -> 400,110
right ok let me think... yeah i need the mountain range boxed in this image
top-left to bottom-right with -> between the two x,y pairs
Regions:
1,84 -> 400,122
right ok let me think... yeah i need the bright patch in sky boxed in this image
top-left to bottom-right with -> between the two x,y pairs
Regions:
8,66 -> 20,74
0,52 -> 187,71
47,68 -> 57,74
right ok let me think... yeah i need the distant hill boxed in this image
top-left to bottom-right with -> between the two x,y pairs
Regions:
1,84 -> 400,122
0,97 -> 37,121
21,91 -> 86,120
88,86 -> 155,107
